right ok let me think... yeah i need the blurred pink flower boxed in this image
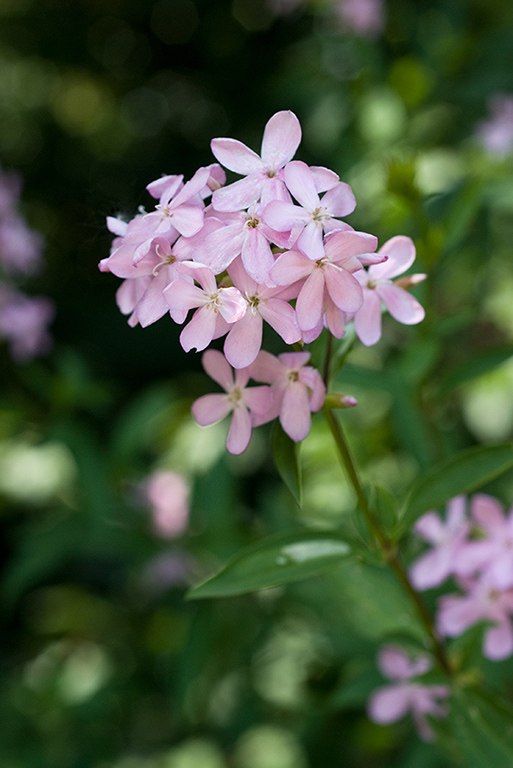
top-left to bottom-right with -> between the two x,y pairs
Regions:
457,495 -> 513,590
0,284 -> 54,362
477,95 -> 513,156
336,0 -> 385,38
410,496 -> 470,590
144,470 -> 190,539
437,575 -> 513,661
368,646 -> 449,741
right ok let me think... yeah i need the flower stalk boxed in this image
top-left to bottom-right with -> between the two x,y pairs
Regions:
323,404 -> 453,676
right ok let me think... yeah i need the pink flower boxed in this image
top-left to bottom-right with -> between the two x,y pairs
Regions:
270,230 -> 379,333
353,235 -> 426,346
143,470 -> 190,539
336,0 -> 385,39
410,496 -> 470,590
192,350 -> 273,454
211,111 -> 302,211
140,166 -> 209,249
368,646 -> 449,741
457,495 -> 513,590
437,575 -> 513,661
164,262 -> 247,353
477,95 -> 513,157
263,160 -> 356,260
0,283 -> 54,362
249,350 -> 326,442
222,257 -> 301,369
199,204 -> 288,285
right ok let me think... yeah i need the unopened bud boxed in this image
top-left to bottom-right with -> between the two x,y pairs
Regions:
324,393 -> 358,409
394,273 -> 427,290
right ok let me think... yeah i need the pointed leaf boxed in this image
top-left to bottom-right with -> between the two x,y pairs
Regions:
449,688 -> 513,768
186,530 -> 352,599
399,443 -> 513,532
272,421 -> 302,505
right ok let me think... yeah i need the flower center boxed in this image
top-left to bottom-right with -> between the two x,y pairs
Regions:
229,386 -> 243,405
246,293 -> 262,314
288,370 -> 299,383
245,214 -> 260,229
206,292 -> 221,312
155,204 -> 173,218
311,206 -> 329,224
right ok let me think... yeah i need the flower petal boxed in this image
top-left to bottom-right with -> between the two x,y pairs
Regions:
226,406 -> 252,454
321,181 -> 356,217
192,393 -> 232,426
224,311 -> 263,369
280,381 -> 311,442
373,235 -> 416,279
296,269 -> 325,330
260,110 -> 302,170
284,160 -> 319,210
353,289 -> 382,346
210,138 -> 262,175
376,283 -> 425,325
202,349 -> 234,391
180,306 -> 217,352
324,264 -> 363,314
259,298 -> 301,344
212,174 -> 264,212
270,249 -> 314,286
368,685 -> 412,724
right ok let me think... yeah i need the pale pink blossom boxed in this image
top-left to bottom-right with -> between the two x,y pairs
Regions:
0,283 -> 54,362
353,235 -> 426,346
140,166 -> 209,248
336,0 -> 385,39
211,111 -> 302,211
249,350 -> 326,442
437,575 -> 513,661
457,495 -> 513,590
477,95 -> 513,157
410,496 -> 470,590
368,646 -> 449,741
164,262 -> 247,353
199,204 -> 289,285
270,230 -> 379,332
144,470 -> 190,538
222,257 -> 301,368
192,349 -> 273,454
263,160 -> 356,260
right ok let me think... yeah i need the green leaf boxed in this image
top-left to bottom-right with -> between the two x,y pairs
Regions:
449,688 -> 513,768
331,560 -> 424,641
436,345 -> 513,396
272,422 -> 302,505
186,530 -> 352,599
399,443 -> 513,531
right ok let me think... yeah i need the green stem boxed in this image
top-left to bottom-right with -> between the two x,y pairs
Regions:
324,406 -> 452,676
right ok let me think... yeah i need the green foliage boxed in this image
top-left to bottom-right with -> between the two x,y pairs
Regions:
399,443 -> 513,531
2,0 -> 513,765
187,530 -> 352,598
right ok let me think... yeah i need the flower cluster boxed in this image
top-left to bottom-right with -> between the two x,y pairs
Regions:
0,165 -> 54,362
410,494 -> 513,661
100,111 -> 425,452
368,645 -> 449,741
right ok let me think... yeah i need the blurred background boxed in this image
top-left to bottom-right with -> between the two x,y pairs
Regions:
2,0 -> 513,765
